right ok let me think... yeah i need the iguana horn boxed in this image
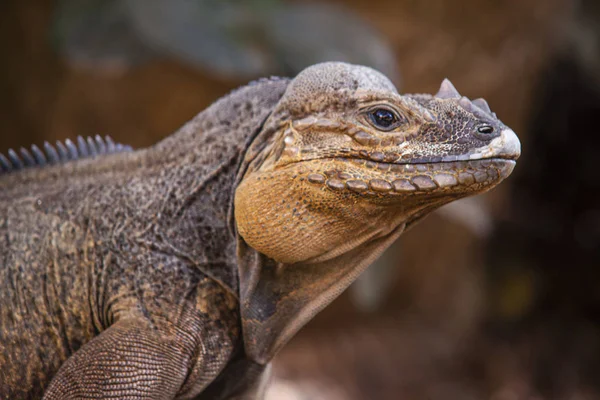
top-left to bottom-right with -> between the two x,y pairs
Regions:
458,96 -> 474,112
473,98 -> 491,113
458,96 -> 495,120
435,78 -> 461,99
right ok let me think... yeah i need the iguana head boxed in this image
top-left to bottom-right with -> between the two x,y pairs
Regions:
236,63 -> 519,264
234,62 -> 520,363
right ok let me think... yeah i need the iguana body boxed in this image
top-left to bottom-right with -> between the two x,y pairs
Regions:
0,63 -> 520,399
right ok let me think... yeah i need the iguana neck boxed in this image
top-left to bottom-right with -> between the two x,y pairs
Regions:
235,191 -> 456,363
149,78 -> 291,166
135,78 -> 290,296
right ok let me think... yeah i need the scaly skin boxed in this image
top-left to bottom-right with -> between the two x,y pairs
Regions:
0,62 -> 519,399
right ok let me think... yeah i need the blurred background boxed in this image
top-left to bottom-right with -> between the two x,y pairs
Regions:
1,0 -> 599,399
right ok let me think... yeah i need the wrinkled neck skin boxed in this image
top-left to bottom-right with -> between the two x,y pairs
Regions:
234,119 -> 461,364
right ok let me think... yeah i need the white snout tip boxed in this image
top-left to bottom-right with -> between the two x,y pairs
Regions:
469,128 -> 521,160
497,128 -> 521,159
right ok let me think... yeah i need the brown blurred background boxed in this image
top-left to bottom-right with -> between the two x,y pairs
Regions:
1,0 -> 599,399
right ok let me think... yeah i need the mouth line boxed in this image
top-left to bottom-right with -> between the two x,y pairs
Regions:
349,156 -> 517,165
285,150 -> 519,169
296,156 -> 516,195
335,156 -> 517,172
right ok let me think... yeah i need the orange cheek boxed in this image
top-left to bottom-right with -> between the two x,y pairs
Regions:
235,169 -> 344,264
234,164 -> 413,264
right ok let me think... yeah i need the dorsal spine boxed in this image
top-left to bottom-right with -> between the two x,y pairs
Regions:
0,135 -> 132,174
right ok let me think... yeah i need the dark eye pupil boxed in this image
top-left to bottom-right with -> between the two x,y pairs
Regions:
371,109 -> 396,128
478,125 -> 494,134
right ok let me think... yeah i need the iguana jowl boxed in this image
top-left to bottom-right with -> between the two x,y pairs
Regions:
0,62 -> 520,399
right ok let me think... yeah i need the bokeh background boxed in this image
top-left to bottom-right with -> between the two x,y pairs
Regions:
1,0 -> 599,399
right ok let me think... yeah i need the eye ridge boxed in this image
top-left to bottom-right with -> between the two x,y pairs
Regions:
368,108 -> 400,130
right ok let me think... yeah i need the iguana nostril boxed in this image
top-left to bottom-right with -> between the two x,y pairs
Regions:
477,125 -> 494,135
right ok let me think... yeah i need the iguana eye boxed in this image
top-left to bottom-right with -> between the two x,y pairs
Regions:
368,108 -> 400,131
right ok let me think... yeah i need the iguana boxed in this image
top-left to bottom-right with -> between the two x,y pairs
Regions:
0,62 -> 520,399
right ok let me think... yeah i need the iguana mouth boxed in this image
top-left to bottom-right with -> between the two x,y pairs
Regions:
281,123 -> 520,195
300,157 -> 515,195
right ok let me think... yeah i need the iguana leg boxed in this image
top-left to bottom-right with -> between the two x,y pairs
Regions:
43,317 -> 213,400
